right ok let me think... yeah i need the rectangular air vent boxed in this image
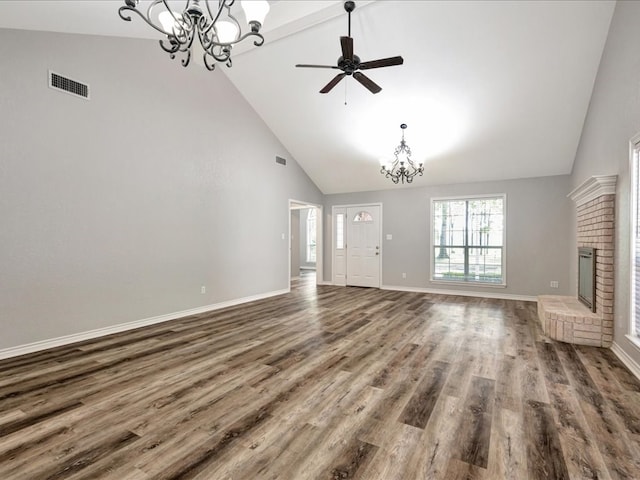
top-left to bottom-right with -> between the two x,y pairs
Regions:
275,156 -> 287,166
49,70 -> 89,100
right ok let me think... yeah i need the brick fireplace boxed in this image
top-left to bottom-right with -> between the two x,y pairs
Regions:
538,175 -> 617,347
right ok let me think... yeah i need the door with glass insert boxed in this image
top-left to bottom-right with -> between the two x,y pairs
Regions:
346,206 -> 380,287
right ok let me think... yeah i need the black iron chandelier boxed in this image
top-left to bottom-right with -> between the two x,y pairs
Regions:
118,0 -> 269,70
380,124 -> 424,184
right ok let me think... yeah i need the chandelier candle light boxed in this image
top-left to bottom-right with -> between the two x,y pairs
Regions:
380,124 -> 424,184
118,0 -> 270,70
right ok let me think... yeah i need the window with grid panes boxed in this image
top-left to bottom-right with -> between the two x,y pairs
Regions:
432,196 -> 505,285
631,142 -> 640,337
306,209 -> 316,263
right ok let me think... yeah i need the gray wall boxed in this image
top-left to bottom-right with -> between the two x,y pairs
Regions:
324,175 -> 572,298
0,28 -> 322,350
569,1 -> 640,367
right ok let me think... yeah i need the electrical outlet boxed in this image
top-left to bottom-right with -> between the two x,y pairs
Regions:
550,281 -> 559,288
402,273 -> 407,279
201,286 -> 206,294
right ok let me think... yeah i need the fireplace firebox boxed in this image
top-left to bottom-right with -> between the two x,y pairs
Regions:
578,247 -> 596,312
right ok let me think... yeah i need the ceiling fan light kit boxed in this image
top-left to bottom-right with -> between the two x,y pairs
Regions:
381,124 -> 424,184
118,0 -> 269,70
295,1 -> 404,94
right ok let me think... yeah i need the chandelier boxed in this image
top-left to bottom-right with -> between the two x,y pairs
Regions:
380,124 -> 424,184
118,0 -> 270,70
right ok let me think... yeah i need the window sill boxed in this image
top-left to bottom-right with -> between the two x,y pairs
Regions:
430,279 -> 507,289
625,334 -> 640,354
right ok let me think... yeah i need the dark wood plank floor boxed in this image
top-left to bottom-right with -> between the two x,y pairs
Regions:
1,273 -> 639,479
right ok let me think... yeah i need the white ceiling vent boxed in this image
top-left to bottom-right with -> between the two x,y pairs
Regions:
48,70 -> 89,100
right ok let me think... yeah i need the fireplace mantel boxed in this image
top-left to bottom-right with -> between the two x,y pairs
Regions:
568,174 -> 617,206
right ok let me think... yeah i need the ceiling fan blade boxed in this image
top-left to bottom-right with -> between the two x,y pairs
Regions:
296,64 -> 340,69
340,36 -> 353,61
320,73 -> 347,94
353,72 -> 382,94
358,56 -> 404,70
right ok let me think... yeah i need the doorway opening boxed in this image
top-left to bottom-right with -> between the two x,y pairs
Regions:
289,200 -> 323,288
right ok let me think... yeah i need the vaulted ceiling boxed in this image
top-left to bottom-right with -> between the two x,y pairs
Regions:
0,1 -> 616,194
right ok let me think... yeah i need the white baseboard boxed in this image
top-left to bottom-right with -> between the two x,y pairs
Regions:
381,284 -> 537,302
318,281 -> 333,286
0,288 -> 289,360
612,341 -> 640,381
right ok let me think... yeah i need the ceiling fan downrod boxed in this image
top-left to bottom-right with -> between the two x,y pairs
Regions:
345,1 -> 355,37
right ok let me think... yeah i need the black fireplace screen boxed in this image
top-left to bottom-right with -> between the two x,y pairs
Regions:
578,247 -> 596,312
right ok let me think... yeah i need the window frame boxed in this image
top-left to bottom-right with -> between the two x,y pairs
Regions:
629,134 -> 640,344
306,208 -> 317,263
335,213 -> 345,250
430,194 -> 507,287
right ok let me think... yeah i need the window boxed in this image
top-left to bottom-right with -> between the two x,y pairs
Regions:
632,142 -> 640,337
432,196 -> 505,284
353,211 -> 373,222
306,209 -> 316,263
336,213 -> 345,250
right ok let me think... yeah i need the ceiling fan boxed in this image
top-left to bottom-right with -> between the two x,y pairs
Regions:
295,1 -> 404,94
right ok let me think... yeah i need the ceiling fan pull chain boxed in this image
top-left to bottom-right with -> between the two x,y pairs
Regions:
344,80 -> 348,106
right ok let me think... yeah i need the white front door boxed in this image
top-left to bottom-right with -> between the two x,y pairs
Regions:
346,206 -> 381,288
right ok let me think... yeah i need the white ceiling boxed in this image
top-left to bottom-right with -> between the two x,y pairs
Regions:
0,1 -> 616,194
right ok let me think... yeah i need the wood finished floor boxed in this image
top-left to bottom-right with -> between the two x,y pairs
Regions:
1,275 -> 640,480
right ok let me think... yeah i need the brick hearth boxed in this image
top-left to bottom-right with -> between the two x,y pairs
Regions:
538,295 -> 606,346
